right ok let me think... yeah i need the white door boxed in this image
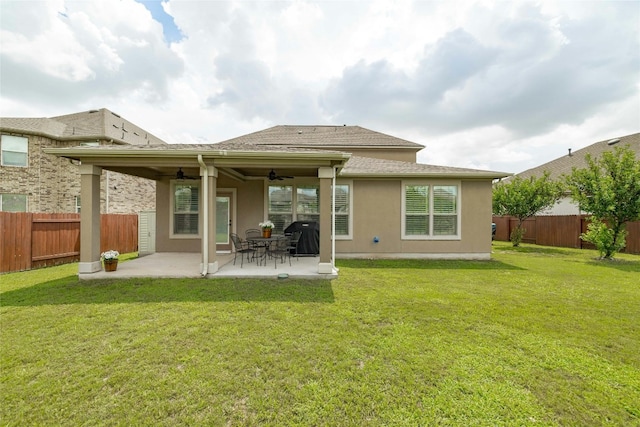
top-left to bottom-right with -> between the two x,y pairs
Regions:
216,193 -> 233,252
138,211 -> 156,255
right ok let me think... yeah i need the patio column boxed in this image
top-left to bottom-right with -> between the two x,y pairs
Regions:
318,167 -> 334,274
201,165 -> 219,274
79,164 -> 102,274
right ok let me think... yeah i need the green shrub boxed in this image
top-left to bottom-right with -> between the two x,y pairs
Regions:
581,217 -> 627,259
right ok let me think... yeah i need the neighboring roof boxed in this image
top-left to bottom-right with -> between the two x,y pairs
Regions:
514,132 -> 640,181
0,108 -> 167,145
214,125 -> 424,151
341,155 -> 509,179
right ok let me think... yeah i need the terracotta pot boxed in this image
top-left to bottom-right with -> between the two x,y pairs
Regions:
262,228 -> 272,238
104,259 -> 118,272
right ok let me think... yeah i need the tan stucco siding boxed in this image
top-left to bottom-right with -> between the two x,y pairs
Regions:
336,180 -> 403,254
227,177 -> 265,235
459,180 -> 493,253
336,179 -> 493,258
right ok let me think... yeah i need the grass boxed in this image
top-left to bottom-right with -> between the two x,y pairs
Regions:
1,243 -> 639,426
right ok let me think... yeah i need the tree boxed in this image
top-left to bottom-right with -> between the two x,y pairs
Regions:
565,146 -> 640,259
493,172 -> 563,246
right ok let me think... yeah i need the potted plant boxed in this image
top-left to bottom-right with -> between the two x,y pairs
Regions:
259,220 -> 274,238
101,250 -> 120,272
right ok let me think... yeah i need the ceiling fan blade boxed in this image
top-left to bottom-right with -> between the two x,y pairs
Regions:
268,169 -> 292,180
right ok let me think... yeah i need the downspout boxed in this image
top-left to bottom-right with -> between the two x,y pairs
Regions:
332,166 -> 337,272
198,155 -> 208,277
106,170 -> 110,213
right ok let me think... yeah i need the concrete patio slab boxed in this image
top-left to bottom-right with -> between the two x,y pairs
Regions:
81,252 -> 337,280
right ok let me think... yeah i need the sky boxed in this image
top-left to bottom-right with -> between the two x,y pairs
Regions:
1,0 -> 638,174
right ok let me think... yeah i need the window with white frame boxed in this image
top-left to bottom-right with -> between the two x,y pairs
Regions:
172,182 -> 200,236
433,185 -> 458,235
333,183 -> 351,238
268,185 -> 293,234
1,135 -> 28,167
267,182 -> 353,237
0,194 -> 28,212
296,185 -> 319,223
402,182 -> 459,239
75,196 -> 81,213
405,185 -> 429,235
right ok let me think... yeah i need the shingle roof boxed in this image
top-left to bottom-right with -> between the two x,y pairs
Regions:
514,132 -> 640,181
341,155 -> 508,179
0,117 -> 68,136
215,125 -> 424,150
1,108 -> 167,145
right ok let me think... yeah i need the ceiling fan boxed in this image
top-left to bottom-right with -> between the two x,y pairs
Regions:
268,169 -> 293,181
157,167 -> 199,180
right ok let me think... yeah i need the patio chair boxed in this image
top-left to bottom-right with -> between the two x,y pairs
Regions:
271,236 -> 291,269
287,230 -> 302,260
245,228 -> 262,250
230,233 -> 255,267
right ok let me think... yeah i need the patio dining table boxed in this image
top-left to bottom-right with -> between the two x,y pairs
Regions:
246,235 -> 284,266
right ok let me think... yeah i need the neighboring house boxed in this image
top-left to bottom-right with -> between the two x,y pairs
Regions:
46,123 -> 508,276
512,132 -> 640,215
0,108 -> 165,213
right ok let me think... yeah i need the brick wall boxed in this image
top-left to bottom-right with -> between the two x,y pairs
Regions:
1,134 -> 155,213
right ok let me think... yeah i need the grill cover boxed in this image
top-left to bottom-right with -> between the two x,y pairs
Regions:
284,221 -> 319,255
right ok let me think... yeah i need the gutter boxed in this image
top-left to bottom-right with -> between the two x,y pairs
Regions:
43,147 -> 351,161
197,154 -> 208,277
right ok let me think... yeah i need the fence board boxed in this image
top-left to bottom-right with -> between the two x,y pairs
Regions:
493,215 -> 639,254
31,213 -> 81,269
626,221 -> 640,254
101,214 -> 138,254
1,213 -> 138,273
0,212 -> 31,273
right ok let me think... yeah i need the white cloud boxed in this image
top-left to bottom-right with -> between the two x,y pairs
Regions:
1,0 -> 638,172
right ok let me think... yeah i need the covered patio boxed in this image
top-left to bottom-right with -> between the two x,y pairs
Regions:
45,143 -> 349,279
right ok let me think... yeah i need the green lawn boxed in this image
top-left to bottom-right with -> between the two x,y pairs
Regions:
1,243 -> 639,426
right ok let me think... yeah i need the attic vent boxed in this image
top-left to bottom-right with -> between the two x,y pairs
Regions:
607,138 -> 620,145
298,130 -> 302,134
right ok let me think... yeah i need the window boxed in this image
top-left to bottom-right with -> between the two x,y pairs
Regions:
405,185 -> 429,235
1,135 -> 28,167
172,182 -> 199,236
268,185 -> 292,234
433,185 -> 458,235
266,182 -> 352,238
333,183 -> 351,238
0,194 -> 28,212
75,196 -> 81,213
402,182 -> 459,239
296,185 -> 319,223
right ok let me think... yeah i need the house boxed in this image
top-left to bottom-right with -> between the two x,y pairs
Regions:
512,132 -> 640,215
44,122 -> 507,277
0,109 -> 165,213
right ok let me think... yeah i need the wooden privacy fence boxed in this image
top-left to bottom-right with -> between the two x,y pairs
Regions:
492,215 -> 640,254
0,212 -> 138,273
